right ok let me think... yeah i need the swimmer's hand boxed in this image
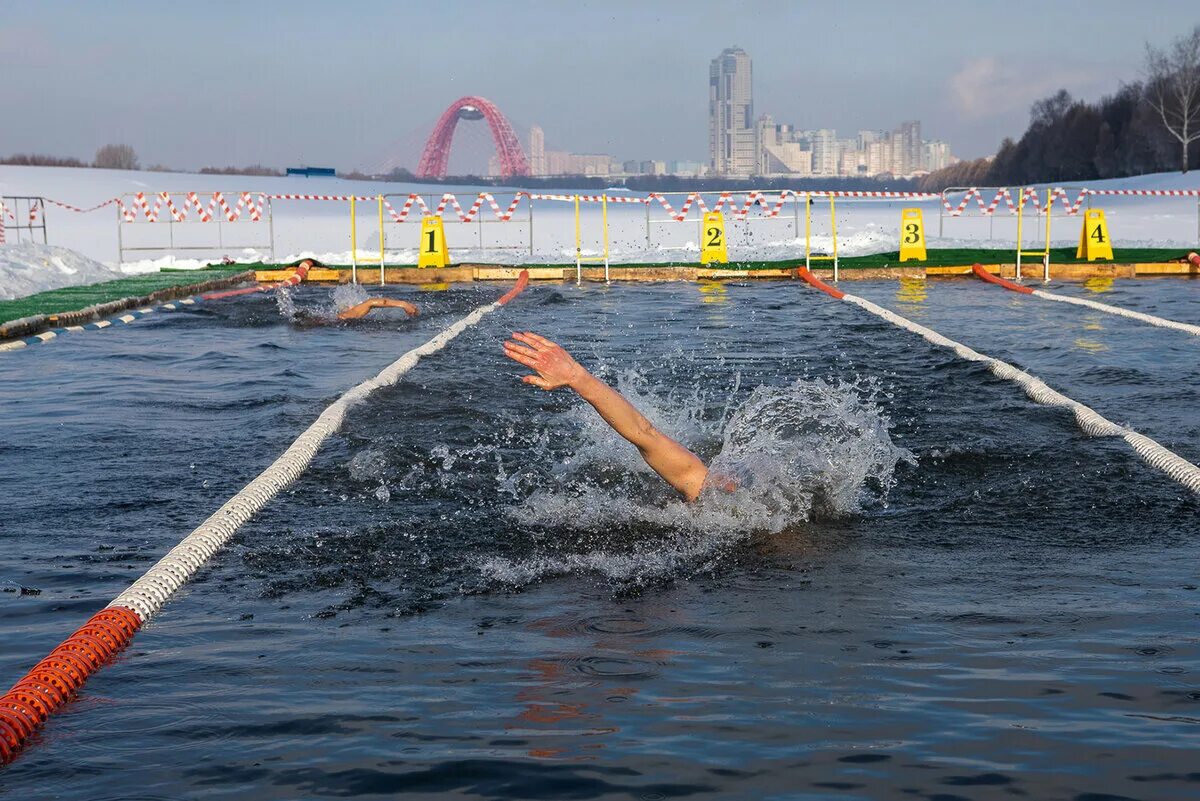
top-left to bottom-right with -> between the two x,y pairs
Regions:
503,332 -> 588,390
503,331 -> 709,500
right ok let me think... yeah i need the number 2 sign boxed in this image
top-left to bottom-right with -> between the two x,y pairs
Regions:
700,211 -> 728,265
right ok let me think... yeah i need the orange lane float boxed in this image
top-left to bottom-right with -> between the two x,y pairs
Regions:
201,259 -> 314,300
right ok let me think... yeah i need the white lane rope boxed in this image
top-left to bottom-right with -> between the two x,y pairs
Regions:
1029,289 -> 1200,337
108,291 -> 522,621
839,293 -> 1200,494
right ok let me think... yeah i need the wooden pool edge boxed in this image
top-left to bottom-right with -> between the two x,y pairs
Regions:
261,261 -> 1200,284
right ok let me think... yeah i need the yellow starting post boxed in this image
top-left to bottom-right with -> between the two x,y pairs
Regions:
573,194 -> 610,284
418,215 -> 450,268
1015,188 -> 1053,281
349,195 -> 387,285
699,211 -> 728,264
805,193 -> 839,280
1076,209 -> 1113,261
898,208 -> 927,262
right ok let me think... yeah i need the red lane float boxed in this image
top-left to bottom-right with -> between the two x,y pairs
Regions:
498,269 -> 530,305
793,266 -> 845,299
0,607 -> 142,764
201,259 -> 313,301
971,263 -> 1034,294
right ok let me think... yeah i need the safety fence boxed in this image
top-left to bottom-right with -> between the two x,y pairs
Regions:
0,197 -> 48,245
5,187 -> 1199,274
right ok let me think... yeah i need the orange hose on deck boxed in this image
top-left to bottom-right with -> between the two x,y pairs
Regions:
0,607 -> 142,765
971,263 -> 1034,294
793,266 -> 845,299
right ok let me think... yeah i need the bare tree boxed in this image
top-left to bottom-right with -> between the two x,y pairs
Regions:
1145,26 -> 1200,173
93,143 -> 140,171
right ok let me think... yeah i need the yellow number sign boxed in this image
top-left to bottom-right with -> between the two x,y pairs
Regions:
898,208 -> 926,262
700,211 -> 728,265
1076,209 -> 1113,261
418,215 -> 450,268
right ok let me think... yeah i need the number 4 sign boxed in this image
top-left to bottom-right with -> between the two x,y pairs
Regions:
700,211 -> 728,265
899,208 -> 926,262
418,215 -> 450,268
1076,209 -> 1113,261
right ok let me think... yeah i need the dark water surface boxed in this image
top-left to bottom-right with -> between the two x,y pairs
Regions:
1,278 -> 1198,800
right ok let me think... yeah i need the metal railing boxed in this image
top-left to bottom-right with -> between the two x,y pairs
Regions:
116,191 -> 275,265
1,196 -> 48,245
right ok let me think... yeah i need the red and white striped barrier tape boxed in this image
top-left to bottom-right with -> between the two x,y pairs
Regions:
13,187 -> 1198,230
117,192 -> 268,223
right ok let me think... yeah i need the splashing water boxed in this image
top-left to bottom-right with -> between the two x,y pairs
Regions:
478,374 -> 914,587
275,284 -> 370,321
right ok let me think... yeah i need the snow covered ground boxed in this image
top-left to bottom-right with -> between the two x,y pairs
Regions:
0,243 -> 119,301
2,164 -> 1198,300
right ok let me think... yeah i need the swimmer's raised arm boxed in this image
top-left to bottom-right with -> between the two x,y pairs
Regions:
337,298 -> 420,321
503,331 -> 709,501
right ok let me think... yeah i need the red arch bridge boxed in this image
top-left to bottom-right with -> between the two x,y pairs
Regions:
416,96 -> 530,179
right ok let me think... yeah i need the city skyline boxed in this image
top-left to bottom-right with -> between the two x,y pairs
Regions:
508,47 -> 955,179
1,3 -> 1194,171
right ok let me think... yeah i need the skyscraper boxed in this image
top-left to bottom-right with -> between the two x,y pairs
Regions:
528,125 -> 546,176
709,46 -> 755,176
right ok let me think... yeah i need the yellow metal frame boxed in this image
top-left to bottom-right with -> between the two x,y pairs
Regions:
349,194 -> 386,285
804,193 -> 839,280
1015,188 -> 1052,280
573,194 -> 610,284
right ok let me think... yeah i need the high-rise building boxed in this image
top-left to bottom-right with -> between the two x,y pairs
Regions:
811,129 -> 839,176
529,125 -> 546,176
708,46 -> 755,176
896,120 -> 922,176
923,140 -> 952,172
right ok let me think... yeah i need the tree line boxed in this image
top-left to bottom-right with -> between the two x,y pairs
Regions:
1,144 -> 281,177
921,26 -> 1200,191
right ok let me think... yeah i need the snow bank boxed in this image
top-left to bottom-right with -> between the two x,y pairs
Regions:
0,243 -> 120,301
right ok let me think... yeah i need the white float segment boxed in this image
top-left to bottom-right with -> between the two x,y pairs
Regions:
841,293 -> 1200,494
108,297 -> 512,621
1029,289 -> 1200,337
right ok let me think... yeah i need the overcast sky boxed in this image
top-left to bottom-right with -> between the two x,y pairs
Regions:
1,1 -> 1194,170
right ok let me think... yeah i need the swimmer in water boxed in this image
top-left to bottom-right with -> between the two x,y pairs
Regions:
503,331 -> 709,501
337,298 -> 419,320
291,298 -> 420,325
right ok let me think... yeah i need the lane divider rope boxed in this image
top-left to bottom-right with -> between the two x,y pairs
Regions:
0,298 -> 203,352
0,262 -> 311,354
795,267 -> 1200,494
972,263 -> 1200,337
0,271 -> 529,766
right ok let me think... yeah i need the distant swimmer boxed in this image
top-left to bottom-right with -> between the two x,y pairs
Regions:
291,298 -> 420,326
503,331 -> 710,501
336,298 -> 420,321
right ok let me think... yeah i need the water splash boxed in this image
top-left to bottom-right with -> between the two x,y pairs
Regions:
479,374 -> 914,587
275,284 -> 369,322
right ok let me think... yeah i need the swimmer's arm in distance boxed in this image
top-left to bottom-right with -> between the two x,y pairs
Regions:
502,331 -> 709,501
337,298 -> 420,321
